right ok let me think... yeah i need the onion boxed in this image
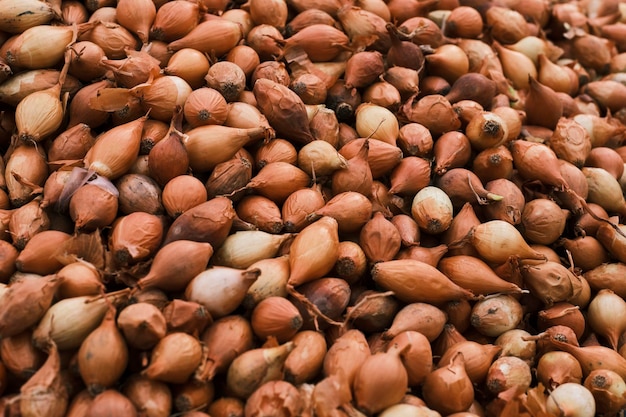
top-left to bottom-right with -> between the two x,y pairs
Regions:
226,340 -> 294,399
586,289 -> 626,350
536,351 -> 583,389
185,266 -> 261,319
383,303 -> 447,342
545,383 -> 596,417
583,369 -> 626,415
422,352 -> 474,415
353,350 -> 409,414
466,220 -> 547,264
470,294 -> 523,338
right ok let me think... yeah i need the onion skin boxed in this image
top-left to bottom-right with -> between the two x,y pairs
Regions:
116,302 -> 167,351
226,340 -> 294,399
584,369 -> 626,415
77,306 -> 129,395
20,339 -> 68,417
586,289 -> 626,350
521,261 -> 587,307
485,356 -> 532,395
383,303 -> 447,342
284,330 -> 327,385
422,352 -> 474,415
85,389 -> 138,417
142,332 -> 203,384
288,216 -> 340,288
546,336 -> 626,380
353,350 -> 409,415
471,294 -> 523,338
122,375 -> 172,417
438,256 -> 523,295
323,329 -> 370,387
163,197 -> 236,248
546,383 -> 596,417
0,274 -> 63,338
198,315 -> 254,382
0,329 -> 44,380
253,78 -> 314,144
584,263 -> 626,299
468,220 -> 547,265
387,331 -> 433,386
536,351 -> 583,390
372,259 -> 474,305
439,341 -> 502,384
185,266 -> 261,319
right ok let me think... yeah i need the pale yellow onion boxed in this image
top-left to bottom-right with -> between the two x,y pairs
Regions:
506,36 -> 562,66
185,266 -> 261,318
183,125 -> 268,173
15,82 -> 65,143
32,290 -> 131,350
297,140 -> 348,177
411,186 -> 454,235
212,231 -> 292,269
586,289 -> 626,350
493,41 -> 537,90
0,0 -> 57,33
583,167 -> 626,216
355,103 -> 399,146
546,383 -> 595,417
469,220 -> 547,264
243,255 -> 290,308
5,24 -> 75,69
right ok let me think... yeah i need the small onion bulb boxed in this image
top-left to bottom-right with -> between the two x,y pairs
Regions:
545,383 -> 596,417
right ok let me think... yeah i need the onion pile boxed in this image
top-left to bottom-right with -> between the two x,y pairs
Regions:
0,0 -> 625,415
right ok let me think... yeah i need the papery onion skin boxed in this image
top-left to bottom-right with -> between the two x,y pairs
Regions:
353,350 -> 409,415
545,383 -> 596,417
584,369 -> 626,415
142,332 -> 203,384
372,259 -> 474,305
422,352 -> 474,415
536,350 -> 583,390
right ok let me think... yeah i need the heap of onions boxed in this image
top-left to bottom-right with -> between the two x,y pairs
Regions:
0,0 -> 624,415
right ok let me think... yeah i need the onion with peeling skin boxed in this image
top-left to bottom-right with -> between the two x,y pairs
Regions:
546,383 -> 596,417
584,369 -> 626,415
536,351 -> 583,390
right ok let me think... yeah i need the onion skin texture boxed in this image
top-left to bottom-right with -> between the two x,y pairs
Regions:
142,332 -> 203,384
198,315 -> 255,382
372,259 -> 474,304
438,255 -> 523,295
136,240 -> 214,292
584,369 -> 626,415
163,197 -> 236,248
0,274 -> 63,338
185,266 -> 261,319
20,340 -> 68,417
226,340 -> 294,399
422,352 -> 474,415
288,216 -> 340,288
353,351 -> 409,415
77,307 -> 129,395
